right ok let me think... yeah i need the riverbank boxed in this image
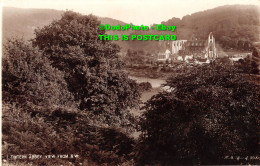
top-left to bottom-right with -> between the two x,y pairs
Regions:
128,75 -> 166,116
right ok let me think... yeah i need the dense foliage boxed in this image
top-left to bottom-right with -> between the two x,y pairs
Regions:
218,37 -> 253,51
2,8 -> 260,166
138,82 -> 152,92
162,5 -> 260,41
251,46 -> 260,74
123,49 -> 155,66
2,103 -> 136,165
233,46 -> 260,74
138,63 -> 260,165
33,11 -> 140,124
2,39 -> 75,108
2,11 -> 141,165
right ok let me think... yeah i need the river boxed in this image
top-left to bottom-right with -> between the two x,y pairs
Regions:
129,76 -> 166,88
129,76 -> 172,91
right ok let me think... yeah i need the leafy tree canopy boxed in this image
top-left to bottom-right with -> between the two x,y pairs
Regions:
33,11 -> 141,122
2,38 -> 75,108
139,63 -> 260,165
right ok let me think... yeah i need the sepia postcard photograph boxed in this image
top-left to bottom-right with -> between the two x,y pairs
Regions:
1,0 -> 260,165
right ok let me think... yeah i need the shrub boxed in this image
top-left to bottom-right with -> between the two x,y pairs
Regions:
2,103 -> 136,165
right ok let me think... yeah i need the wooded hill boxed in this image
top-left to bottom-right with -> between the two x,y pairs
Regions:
3,5 -> 260,53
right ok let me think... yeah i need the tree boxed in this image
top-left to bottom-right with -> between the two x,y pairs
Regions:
252,47 -> 260,74
2,38 -> 74,108
237,40 -> 244,50
138,82 -> 152,92
32,11 -> 140,126
2,13 -> 140,165
243,41 -> 251,51
178,50 -> 186,61
2,39 -> 79,164
138,64 -> 260,165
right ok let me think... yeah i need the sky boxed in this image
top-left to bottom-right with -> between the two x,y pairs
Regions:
1,0 -> 260,25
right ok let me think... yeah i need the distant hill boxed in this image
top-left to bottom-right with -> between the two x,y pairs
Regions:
2,7 -> 131,39
3,5 -> 260,53
163,5 -> 260,41
3,7 -> 135,52
124,5 -> 260,53
3,7 -> 63,40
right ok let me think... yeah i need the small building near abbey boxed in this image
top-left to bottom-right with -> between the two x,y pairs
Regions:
157,32 -> 218,63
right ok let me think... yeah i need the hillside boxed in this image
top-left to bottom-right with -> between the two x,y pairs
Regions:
3,7 -> 136,53
2,7 -> 131,40
3,5 -> 260,53
112,5 -> 260,53
3,7 -> 63,40
163,5 -> 260,41
131,5 -> 260,53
